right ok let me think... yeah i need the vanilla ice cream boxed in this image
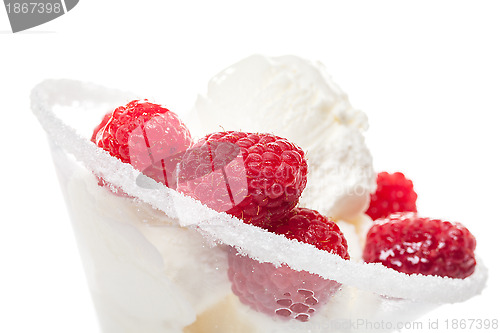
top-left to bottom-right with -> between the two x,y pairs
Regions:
189,55 -> 376,221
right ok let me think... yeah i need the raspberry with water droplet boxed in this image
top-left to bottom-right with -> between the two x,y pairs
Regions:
177,131 -> 307,228
227,208 -> 349,321
91,100 -> 193,189
363,212 -> 476,278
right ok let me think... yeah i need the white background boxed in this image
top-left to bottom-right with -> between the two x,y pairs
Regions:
1,1 -> 499,332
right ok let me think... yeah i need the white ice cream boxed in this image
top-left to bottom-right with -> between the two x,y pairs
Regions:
188,55 -> 376,221
189,54 -> 367,145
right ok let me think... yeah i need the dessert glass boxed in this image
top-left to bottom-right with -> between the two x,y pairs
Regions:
31,79 -> 487,333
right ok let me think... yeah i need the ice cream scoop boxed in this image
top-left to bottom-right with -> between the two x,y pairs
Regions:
189,55 -> 376,220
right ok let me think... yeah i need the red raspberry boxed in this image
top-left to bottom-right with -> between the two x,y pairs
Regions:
177,131 -> 308,228
363,212 -> 476,279
366,171 -> 417,220
228,208 -> 349,321
91,111 -> 112,143
269,208 -> 350,257
91,100 -> 193,188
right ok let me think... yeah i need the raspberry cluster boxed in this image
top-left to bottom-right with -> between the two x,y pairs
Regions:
91,99 -> 478,323
364,172 -> 476,279
91,101 -> 349,321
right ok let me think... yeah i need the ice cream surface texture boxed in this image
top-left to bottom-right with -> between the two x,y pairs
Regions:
190,55 -> 368,143
189,55 -> 376,221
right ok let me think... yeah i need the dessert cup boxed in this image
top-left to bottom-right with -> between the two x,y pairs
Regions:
31,79 -> 487,333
